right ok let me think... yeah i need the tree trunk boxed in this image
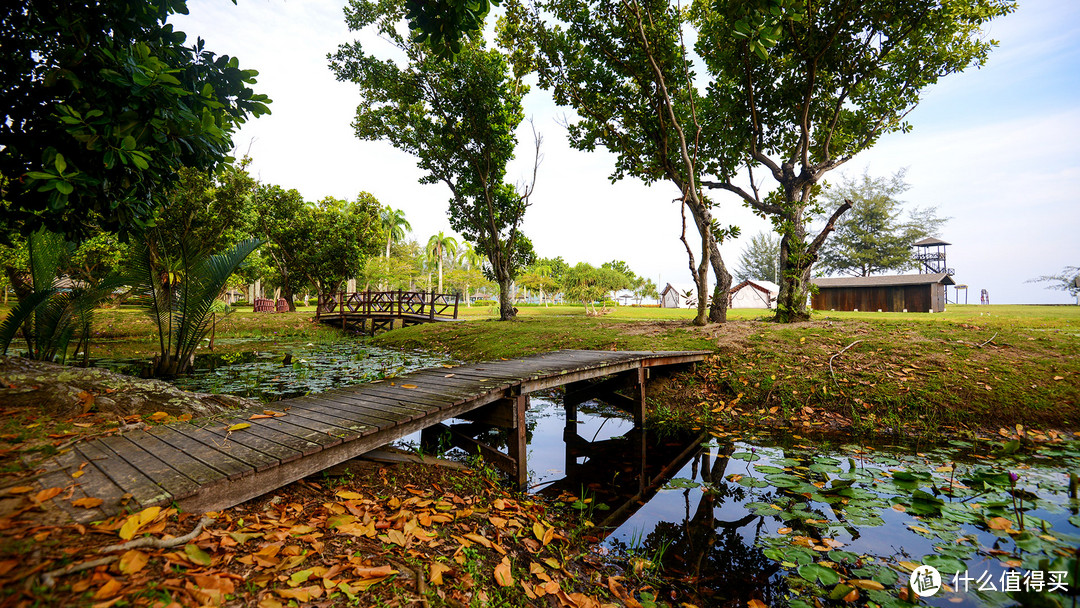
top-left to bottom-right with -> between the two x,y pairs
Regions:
775,218 -> 812,323
282,283 -> 297,312
708,238 -> 732,323
497,275 -> 515,321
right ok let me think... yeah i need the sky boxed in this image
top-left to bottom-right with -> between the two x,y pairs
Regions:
172,0 -> 1080,305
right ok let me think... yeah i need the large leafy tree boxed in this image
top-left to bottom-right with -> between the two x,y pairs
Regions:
561,262 -> 630,315
501,0 -> 736,325
815,170 -> 948,277
331,0 -> 537,320
155,160 -> 258,259
298,194 -> 383,301
693,0 -> 1014,321
252,184 -> 311,311
735,231 -> 780,284
0,0 -> 271,238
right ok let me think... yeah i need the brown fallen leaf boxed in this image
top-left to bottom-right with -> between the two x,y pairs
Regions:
72,497 -> 103,509
493,557 -> 513,587
400,384 -> 418,389
119,550 -> 148,574
33,487 -> 63,504
429,562 -> 452,585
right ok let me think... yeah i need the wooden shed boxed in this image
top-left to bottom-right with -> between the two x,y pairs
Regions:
659,283 -> 681,308
728,280 -> 778,309
811,273 -> 955,313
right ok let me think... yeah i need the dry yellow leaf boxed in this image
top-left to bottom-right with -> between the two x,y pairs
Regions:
227,422 -> 251,432
336,490 -> 363,500
72,497 -> 103,509
119,550 -> 148,574
429,562 -> 451,585
400,384 -> 418,389
33,487 -> 63,503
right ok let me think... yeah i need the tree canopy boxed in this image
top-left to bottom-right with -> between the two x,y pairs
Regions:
815,170 -> 948,278
331,0 -> 536,320
735,231 -> 780,284
0,0 -> 271,238
693,0 -> 1014,320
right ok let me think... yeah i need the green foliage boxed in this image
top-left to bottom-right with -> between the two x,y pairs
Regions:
735,231 -> 780,284
815,170 -> 948,278
122,235 -> 263,376
1027,266 -> 1080,300
300,194 -> 384,297
403,0 -> 500,58
692,0 -> 1015,321
0,229 -> 120,363
154,160 -> 259,259
252,184 -> 310,306
331,1 -> 534,320
0,0 -> 270,238
561,262 -> 631,315
380,206 -> 412,259
426,232 -> 459,293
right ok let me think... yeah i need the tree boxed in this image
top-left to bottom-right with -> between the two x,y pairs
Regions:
517,262 -> 559,306
426,232 -> 459,293
1027,267 -> 1080,305
0,0 -> 270,238
561,262 -> 630,315
815,170 -> 948,277
403,0 -> 500,59
633,278 -> 659,305
155,160 -> 258,259
252,184 -> 311,311
693,0 -> 1014,321
500,0 -> 735,325
380,206 -> 413,259
456,241 -> 485,305
298,195 -> 383,301
331,0 -> 538,321
735,232 -> 780,284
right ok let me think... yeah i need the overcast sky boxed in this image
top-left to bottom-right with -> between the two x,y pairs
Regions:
172,0 -> 1080,304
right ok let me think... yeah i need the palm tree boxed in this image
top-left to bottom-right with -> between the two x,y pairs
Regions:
458,241 -> 484,306
426,232 -> 458,293
380,206 -> 412,259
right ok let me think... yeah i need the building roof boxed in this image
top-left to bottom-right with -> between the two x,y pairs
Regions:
812,273 -> 956,288
912,237 -> 951,247
660,282 -> 678,295
729,279 -> 779,294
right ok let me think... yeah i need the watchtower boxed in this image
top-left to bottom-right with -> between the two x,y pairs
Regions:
913,237 -> 954,276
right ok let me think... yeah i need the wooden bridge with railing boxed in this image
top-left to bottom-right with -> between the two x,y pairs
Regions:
317,290 -> 459,335
36,349 -> 709,523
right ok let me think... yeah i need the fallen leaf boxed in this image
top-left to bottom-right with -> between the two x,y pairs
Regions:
93,577 -> 123,600
6,486 -> 33,495
336,490 -> 363,500
493,557 -> 513,587
749,600 -> 768,608
400,384 -> 418,389
184,543 -> 213,566
987,516 -> 1013,531
119,550 -> 148,574
148,412 -> 168,422
430,562 -> 451,585
72,497 -> 103,509
226,422 -> 251,432
848,579 -> 885,591
33,487 -> 63,504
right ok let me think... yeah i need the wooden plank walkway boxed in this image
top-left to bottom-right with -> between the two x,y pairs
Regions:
36,349 -> 708,523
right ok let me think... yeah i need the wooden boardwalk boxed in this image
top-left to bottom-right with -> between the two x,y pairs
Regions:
317,290 -> 459,334
37,350 -> 708,523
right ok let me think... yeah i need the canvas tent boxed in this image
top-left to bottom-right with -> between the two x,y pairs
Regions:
729,280 -> 778,309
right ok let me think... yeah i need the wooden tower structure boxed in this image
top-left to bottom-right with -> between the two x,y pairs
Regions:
913,237 -> 954,276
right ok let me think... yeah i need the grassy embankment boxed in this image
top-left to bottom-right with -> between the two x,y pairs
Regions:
376,304 -> 1080,436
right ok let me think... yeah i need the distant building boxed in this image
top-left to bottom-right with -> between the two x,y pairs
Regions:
811,273 -> 955,313
729,280 -> 778,309
659,283 -> 681,308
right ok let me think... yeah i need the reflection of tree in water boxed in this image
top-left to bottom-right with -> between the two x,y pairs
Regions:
611,445 -> 790,607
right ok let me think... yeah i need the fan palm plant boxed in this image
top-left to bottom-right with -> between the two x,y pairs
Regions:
0,229 -> 119,364
123,236 -> 262,377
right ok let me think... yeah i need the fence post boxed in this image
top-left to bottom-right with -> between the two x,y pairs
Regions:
398,289 -> 403,318
430,289 -> 436,321
453,293 -> 459,319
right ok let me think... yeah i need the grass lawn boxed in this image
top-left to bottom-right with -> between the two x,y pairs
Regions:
375,304 -> 1080,435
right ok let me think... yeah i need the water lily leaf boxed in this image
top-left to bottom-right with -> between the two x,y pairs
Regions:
798,563 -> 840,586
922,554 -> 964,574
731,452 -> 761,461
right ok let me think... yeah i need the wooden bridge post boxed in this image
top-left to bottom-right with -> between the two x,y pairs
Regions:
506,393 -> 529,490
340,291 -> 346,331
429,289 -> 437,321
453,293 -> 459,319
632,364 -> 646,428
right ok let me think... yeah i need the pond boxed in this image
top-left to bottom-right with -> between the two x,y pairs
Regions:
92,338 -> 449,401
449,395 -> 1080,608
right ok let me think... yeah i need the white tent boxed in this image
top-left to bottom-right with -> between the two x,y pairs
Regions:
659,283 -> 681,308
729,280 -> 779,309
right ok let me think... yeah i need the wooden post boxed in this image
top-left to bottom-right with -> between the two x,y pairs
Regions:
397,289 -> 403,318
453,293 -> 459,319
429,289 -> 436,321
632,364 -> 646,428
340,292 -> 345,330
505,394 -> 529,490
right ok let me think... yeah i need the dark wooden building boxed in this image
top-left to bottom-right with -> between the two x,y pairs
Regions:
811,273 -> 955,313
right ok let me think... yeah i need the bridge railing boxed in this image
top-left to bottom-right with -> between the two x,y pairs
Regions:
316,290 -> 460,321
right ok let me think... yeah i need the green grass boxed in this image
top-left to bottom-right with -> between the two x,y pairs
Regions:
376,304 -> 1080,435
